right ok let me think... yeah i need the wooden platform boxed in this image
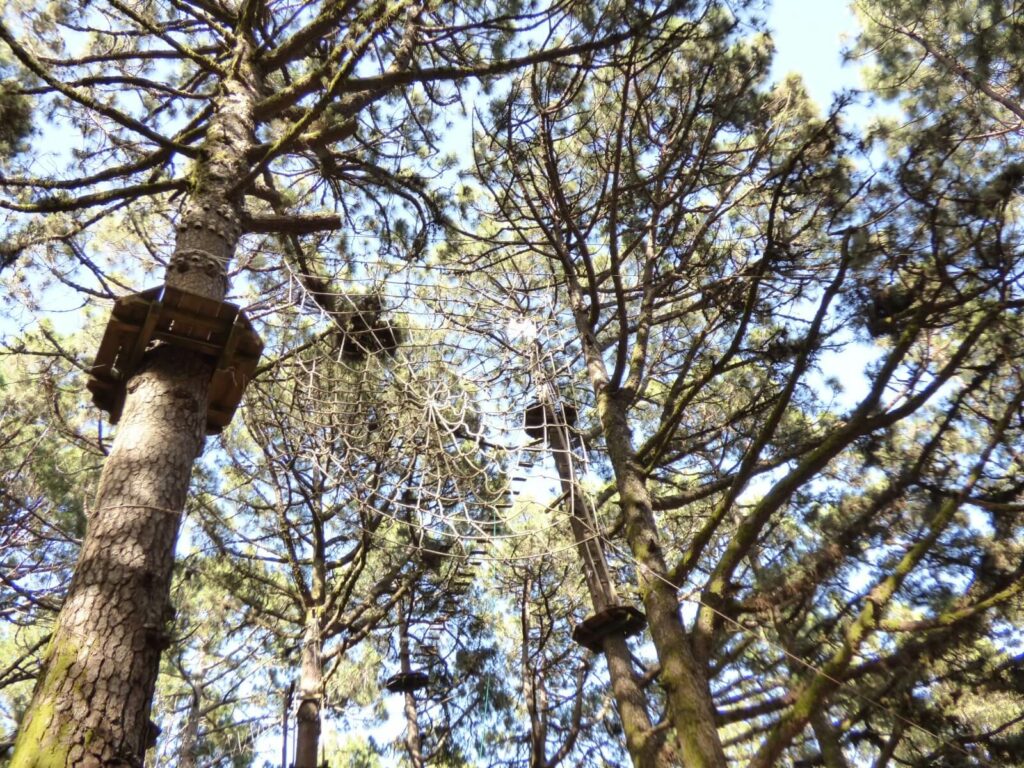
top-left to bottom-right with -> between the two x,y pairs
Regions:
86,285 -> 263,434
384,670 -> 429,694
572,605 -> 647,652
333,295 -> 402,362
524,400 -> 577,441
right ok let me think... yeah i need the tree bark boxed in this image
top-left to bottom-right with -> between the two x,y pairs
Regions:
9,37 -> 259,768
597,390 -> 726,768
520,574 -> 548,768
294,615 -> 323,768
537,391 -> 677,768
178,684 -> 202,768
403,690 -> 425,768
398,600 -> 424,768
282,681 -> 295,768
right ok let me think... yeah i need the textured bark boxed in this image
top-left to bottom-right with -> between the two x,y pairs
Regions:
178,685 -> 202,768
538,392 -> 677,768
294,618 -> 323,768
569,290 -> 724,766
398,601 -> 424,768
9,350 -> 210,768
601,633 -> 678,768
598,391 -> 726,768
10,37 -> 259,768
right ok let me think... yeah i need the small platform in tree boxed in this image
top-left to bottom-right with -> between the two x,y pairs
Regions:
572,605 -> 647,652
384,671 -> 429,694
333,294 -> 403,362
524,400 -> 577,441
87,285 -> 263,434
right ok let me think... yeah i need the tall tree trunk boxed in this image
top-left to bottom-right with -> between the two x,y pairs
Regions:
282,681 -> 295,768
568,292 -> 726,768
397,599 -> 424,768
520,574 -> 548,768
178,684 -> 203,768
296,471 -> 330,768
536,389 -> 676,768
596,391 -> 726,768
294,615 -> 324,768
9,40 -> 259,768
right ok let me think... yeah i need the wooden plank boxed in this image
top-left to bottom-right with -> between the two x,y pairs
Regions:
162,306 -> 228,335
88,286 -> 262,434
125,295 -> 163,374
572,606 -> 647,652
151,333 -> 222,356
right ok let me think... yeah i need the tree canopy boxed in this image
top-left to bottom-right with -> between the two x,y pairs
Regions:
1,1 -> 1022,767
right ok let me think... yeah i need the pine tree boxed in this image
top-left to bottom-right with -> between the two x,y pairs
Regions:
0,2 -> 681,764
470,1 -> 1024,764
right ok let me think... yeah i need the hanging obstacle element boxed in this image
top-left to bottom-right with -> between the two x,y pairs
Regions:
572,605 -> 647,652
523,400 -> 578,441
86,285 -> 263,434
384,671 -> 430,694
525,389 -> 649,652
331,293 -> 403,362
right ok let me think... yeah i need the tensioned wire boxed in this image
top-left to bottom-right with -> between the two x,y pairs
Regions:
544,471 -> 1000,767
207,232 -> 995,761
189,358 -> 995,766
190,436 -> 997,767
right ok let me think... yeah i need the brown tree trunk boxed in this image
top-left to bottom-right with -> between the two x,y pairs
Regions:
536,392 -> 677,768
294,616 -> 324,768
598,390 -> 726,768
520,574 -> 548,768
178,685 -> 203,768
403,691 -> 425,768
282,681 -> 295,768
9,40 -> 259,768
397,599 -> 424,768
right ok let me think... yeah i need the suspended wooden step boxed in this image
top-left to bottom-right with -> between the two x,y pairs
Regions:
86,285 -> 262,434
524,400 -> 577,441
384,671 -> 429,694
572,605 -> 647,652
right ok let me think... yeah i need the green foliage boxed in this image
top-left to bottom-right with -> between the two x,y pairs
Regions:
2,1 -> 1023,766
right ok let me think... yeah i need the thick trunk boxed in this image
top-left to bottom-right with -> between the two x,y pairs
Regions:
10,41 -> 258,768
601,633 -> 678,768
294,618 -> 324,768
539,393 -> 677,768
9,350 -> 211,767
597,390 -> 727,768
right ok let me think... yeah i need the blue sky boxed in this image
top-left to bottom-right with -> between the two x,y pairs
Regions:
769,0 -> 860,108
3,3 -> 887,764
